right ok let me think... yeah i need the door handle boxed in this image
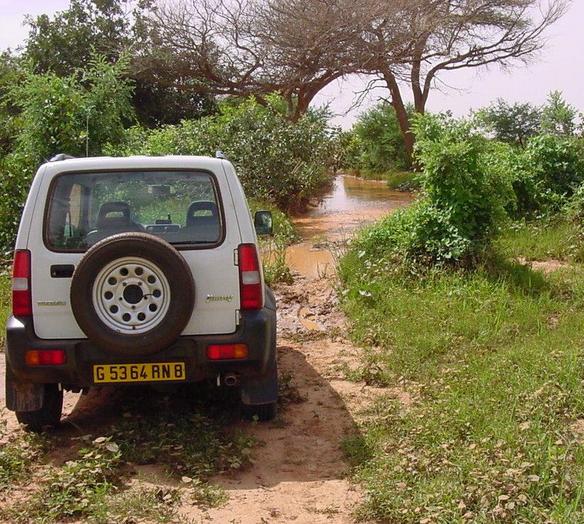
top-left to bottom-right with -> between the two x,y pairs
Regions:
50,264 -> 74,278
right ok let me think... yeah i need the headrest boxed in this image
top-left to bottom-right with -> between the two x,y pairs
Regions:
97,201 -> 131,229
186,201 -> 218,227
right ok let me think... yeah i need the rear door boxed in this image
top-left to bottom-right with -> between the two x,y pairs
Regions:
30,165 -> 242,339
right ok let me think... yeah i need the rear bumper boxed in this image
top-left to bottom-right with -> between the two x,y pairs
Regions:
5,305 -> 276,388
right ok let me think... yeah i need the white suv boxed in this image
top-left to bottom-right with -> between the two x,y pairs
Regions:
5,155 -> 278,430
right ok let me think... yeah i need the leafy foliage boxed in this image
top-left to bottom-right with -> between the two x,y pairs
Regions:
475,99 -> 541,147
512,134 -> 584,217
0,56 -> 135,253
541,90 -> 580,137
107,96 -> 336,210
23,0 -> 215,126
353,114 -> 512,268
344,102 -> 409,175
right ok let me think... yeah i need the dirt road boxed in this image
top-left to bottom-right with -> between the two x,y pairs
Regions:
0,274 -> 397,523
0,176 -> 411,522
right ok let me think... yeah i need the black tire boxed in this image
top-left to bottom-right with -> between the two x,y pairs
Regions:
15,384 -> 63,432
71,232 -> 195,356
242,401 -> 277,422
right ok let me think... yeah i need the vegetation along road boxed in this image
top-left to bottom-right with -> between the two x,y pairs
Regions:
2,0 -> 584,522
0,175 -> 408,523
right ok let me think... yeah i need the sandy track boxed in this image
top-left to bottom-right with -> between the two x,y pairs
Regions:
0,275 -> 390,523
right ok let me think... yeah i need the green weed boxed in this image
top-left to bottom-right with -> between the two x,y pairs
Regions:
0,428 -> 47,491
92,487 -> 182,523
0,271 -> 11,348
3,436 -> 121,522
341,247 -> 584,522
495,219 -> 584,262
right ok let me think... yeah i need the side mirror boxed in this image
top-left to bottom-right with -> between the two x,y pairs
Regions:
254,210 -> 273,236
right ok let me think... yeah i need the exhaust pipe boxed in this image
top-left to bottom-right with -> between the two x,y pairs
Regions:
223,373 -> 239,387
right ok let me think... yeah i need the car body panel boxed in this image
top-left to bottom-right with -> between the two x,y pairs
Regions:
19,156 -> 256,339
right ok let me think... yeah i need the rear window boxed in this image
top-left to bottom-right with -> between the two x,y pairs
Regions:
45,170 -> 223,251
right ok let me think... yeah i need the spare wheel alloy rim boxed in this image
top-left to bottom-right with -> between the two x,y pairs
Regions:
92,256 -> 171,334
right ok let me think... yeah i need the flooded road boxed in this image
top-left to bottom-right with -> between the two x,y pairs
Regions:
286,175 -> 413,277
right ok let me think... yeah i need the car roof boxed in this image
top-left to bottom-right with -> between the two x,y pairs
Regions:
42,155 -> 229,175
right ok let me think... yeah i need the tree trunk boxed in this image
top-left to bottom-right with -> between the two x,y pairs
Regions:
382,70 -> 414,168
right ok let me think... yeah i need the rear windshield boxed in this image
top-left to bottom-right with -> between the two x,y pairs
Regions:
45,170 -> 223,251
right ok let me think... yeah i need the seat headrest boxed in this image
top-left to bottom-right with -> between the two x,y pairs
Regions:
186,201 -> 218,227
97,201 -> 131,229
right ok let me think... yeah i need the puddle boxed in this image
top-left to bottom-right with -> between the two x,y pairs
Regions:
287,175 -> 413,277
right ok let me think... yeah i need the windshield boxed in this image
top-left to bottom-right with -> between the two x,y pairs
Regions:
45,170 -> 223,251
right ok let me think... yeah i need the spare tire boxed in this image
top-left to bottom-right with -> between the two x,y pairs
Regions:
71,233 -> 195,356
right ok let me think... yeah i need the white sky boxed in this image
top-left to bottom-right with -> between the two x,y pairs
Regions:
1,0 -> 583,129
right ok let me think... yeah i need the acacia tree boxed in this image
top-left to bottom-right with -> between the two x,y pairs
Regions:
147,0 -> 385,120
354,0 -> 568,163
148,0 -> 567,160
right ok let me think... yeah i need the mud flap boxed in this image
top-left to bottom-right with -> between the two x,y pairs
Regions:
241,360 -> 278,406
5,380 -> 44,412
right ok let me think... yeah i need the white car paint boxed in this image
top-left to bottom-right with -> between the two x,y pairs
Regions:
16,156 -> 261,340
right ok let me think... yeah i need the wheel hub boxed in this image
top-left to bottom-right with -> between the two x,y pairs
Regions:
123,284 -> 143,304
92,257 -> 171,334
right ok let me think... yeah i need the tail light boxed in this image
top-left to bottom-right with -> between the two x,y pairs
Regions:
12,249 -> 32,317
207,343 -> 249,360
238,244 -> 263,310
25,349 -> 66,366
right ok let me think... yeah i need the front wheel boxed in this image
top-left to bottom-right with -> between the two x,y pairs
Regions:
15,384 -> 63,432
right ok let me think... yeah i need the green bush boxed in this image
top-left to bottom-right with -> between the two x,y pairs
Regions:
344,102 -> 409,175
350,114 -> 512,268
107,96 -> 336,210
495,135 -> 584,219
0,56 -> 134,253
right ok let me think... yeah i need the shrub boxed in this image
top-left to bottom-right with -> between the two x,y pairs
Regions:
0,56 -> 134,253
348,114 -> 513,268
522,134 -> 584,205
107,96 -> 336,210
345,102 -> 409,175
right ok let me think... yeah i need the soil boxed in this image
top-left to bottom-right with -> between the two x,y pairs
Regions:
0,176 -> 413,522
0,274 -> 402,523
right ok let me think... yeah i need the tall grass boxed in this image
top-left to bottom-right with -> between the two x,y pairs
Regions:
495,219 -> 584,262
340,241 -> 584,522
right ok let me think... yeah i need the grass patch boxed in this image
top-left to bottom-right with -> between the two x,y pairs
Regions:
0,425 -> 47,492
0,271 -> 10,348
340,247 -> 584,522
2,437 -> 121,522
250,199 -> 296,285
495,219 -> 584,263
95,487 -> 182,523
385,171 -> 420,191
2,387 -> 255,522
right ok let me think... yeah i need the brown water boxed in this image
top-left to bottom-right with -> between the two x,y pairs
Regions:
286,175 -> 413,277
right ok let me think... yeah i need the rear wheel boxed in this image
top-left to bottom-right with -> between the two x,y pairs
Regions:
15,384 -> 63,432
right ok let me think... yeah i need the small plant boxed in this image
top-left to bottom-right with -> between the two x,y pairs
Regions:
182,476 -> 228,507
5,436 -> 121,522
0,429 -> 46,492
94,487 -> 181,524
262,237 -> 293,286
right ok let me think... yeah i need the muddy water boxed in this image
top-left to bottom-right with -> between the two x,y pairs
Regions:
286,175 -> 413,277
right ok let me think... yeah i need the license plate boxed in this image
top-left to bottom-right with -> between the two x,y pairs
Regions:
93,362 -> 186,384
